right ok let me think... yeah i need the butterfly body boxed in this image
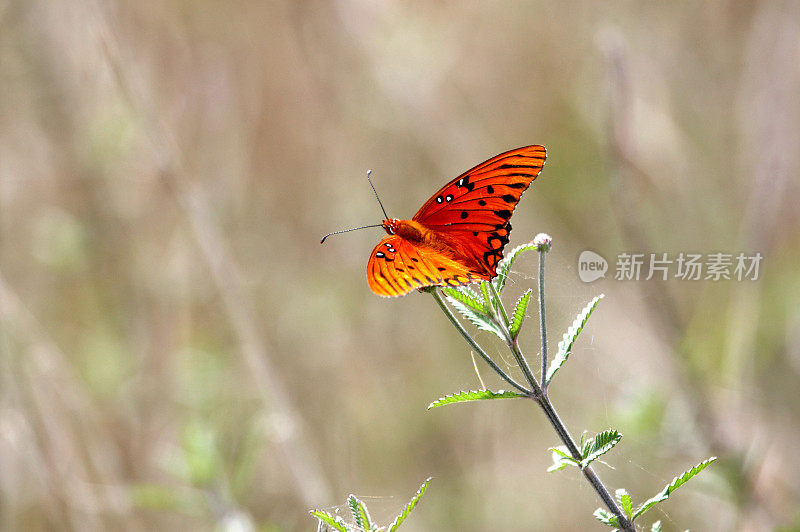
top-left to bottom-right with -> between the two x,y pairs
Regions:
367,145 -> 546,297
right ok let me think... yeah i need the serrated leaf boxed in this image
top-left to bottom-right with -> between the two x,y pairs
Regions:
348,495 -> 373,530
509,289 -> 532,340
615,488 -> 632,518
547,446 -> 579,472
310,510 -> 349,532
442,286 -> 485,313
581,429 -> 622,468
545,295 -> 604,384
667,456 -> 717,492
493,243 -> 538,293
446,298 -> 505,338
458,283 -> 482,300
593,508 -> 620,527
651,521 -> 662,532
387,477 -> 432,531
633,456 -> 717,519
427,389 -> 525,410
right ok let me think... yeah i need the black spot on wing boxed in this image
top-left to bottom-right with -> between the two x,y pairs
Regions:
497,163 -> 541,169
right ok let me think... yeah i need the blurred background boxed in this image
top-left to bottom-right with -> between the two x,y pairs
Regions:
2,1 -> 800,530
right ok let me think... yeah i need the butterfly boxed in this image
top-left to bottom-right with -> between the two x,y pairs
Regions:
366,145 -> 546,297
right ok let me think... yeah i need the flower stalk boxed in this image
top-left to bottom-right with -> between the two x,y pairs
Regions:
430,234 -> 635,531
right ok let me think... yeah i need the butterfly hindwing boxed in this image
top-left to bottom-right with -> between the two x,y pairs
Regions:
412,145 -> 546,275
367,235 -> 487,297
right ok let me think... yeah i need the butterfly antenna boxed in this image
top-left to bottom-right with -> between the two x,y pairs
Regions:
320,224 -> 383,244
365,170 -> 390,220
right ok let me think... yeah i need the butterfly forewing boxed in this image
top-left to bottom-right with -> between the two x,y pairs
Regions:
412,145 -> 545,224
412,145 -> 546,275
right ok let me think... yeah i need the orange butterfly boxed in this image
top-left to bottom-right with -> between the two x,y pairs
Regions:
325,146 -> 546,297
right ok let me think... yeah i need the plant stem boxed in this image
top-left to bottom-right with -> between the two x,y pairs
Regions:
536,395 -> 634,531
487,282 -> 540,394
430,269 -> 635,530
532,248 -> 634,531
506,337 -> 542,398
538,250 -> 549,386
430,290 -> 531,395
488,281 -> 510,327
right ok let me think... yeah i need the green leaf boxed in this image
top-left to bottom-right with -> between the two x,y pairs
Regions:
388,477 -> 432,531
427,389 -> 525,410
547,446 -> 580,472
592,508 -> 620,527
459,283 -> 482,301
348,495 -> 372,530
545,295 -> 604,384
446,297 -> 505,338
580,429 -> 622,468
509,289 -> 532,340
310,510 -> 349,532
633,456 -> 717,519
666,456 -> 717,493
442,286 -> 485,313
651,521 -> 662,532
616,488 -> 632,519
493,243 -> 537,293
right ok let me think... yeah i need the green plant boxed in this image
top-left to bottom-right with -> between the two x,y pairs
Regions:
425,234 -> 715,530
310,478 -> 431,531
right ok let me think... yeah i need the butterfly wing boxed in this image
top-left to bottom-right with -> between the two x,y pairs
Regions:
412,145 -> 546,275
367,235 -> 489,297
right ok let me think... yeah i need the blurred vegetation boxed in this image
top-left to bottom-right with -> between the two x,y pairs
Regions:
1,1 -> 799,530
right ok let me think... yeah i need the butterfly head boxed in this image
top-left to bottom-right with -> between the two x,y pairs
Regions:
381,218 -> 400,235
382,219 -> 427,244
